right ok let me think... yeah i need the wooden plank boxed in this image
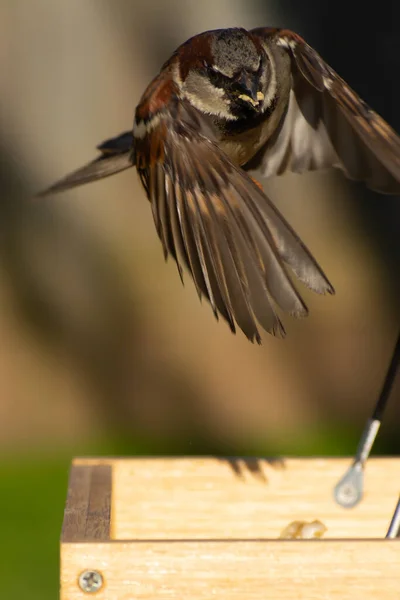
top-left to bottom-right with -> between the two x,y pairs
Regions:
61,538 -> 400,600
61,465 -> 92,542
106,457 -> 400,540
85,465 -> 112,541
61,464 -> 112,542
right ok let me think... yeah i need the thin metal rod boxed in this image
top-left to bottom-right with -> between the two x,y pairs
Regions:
370,331 -> 400,423
334,332 -> 400,508
386,495 -> 400,538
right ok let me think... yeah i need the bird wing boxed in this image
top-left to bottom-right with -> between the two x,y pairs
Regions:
249,27 -> 400,194
38,131 -> 134,196
135,98 -> 333,342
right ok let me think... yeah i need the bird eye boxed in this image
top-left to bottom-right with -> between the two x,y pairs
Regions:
204,61 -> 218,74
204,63 -> 229,82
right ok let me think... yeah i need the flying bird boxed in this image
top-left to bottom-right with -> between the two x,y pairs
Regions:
40,27 -> 400,343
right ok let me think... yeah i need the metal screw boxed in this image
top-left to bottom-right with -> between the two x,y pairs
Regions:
78,570 -> 104,593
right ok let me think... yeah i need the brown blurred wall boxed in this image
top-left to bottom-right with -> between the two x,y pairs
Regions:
0,0 -> 399,451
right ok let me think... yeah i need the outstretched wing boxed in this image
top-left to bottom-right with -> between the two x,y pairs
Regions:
135,97 -> 333,343
38,131 -> 134,196
249,27 -> 400,194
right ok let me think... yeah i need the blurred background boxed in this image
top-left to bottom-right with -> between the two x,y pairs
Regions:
1,1 -> 400,598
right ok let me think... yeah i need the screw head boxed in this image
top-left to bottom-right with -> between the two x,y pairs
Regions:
78,570 -> 104,593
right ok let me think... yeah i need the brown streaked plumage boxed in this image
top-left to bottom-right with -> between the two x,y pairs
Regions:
39,27 -> 400,343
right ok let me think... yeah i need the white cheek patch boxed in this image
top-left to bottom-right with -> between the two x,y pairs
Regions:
181,71 -> 237,121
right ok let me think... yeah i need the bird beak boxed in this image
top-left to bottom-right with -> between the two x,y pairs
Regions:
237,72 -> 264,107
238,91 -> 264,107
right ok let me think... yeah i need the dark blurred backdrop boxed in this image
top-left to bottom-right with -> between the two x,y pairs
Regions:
1,2 -> 399,598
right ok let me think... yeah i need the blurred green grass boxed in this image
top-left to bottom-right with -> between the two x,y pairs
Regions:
1,425 -> 396,600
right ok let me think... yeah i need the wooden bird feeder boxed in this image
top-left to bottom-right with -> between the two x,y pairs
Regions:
60,456 -> 400,599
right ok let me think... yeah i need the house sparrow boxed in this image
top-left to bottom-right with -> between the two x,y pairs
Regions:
40,27 -> 400,343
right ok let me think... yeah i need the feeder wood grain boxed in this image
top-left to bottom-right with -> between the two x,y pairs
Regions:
61,456 -> 400,599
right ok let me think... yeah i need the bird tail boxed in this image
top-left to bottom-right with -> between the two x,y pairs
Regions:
37,131 -> 134,197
